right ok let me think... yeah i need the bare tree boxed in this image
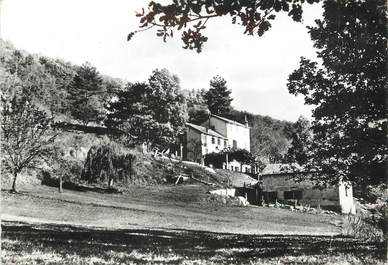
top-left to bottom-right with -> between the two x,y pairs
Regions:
1,96 -> 57,192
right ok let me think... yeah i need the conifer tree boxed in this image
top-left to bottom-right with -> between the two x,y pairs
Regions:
205,76 -> 233,116
67,62 -> 105,125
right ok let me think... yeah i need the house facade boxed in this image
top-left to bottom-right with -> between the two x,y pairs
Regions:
200,114 -> 250,151
260,164 -> 356,214
183,114 -> 251,172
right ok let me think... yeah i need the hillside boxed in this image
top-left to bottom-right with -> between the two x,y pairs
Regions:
1,39 -> 291,188
225,109 -> 292,164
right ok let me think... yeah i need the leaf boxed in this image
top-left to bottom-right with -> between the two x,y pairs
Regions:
267,14 -> 276,20
127,32 -> 135,41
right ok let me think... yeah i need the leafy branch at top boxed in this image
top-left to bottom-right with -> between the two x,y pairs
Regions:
129,0 -> 320,53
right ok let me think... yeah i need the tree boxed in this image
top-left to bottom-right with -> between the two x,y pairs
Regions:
188,106 -> 210,125
130,0 -> 319,52
106,69 -> 187,150
67,62 -> 105,125
205,148 -> 256,171
82,140 -> 135,188
1,96 -> 57,192
284,116 -> 312,165
147,68 -> 187,128
287,0 -> 386,189
205,76 -> 233,116
229,148 -> 256,171
186,139 -> 203,163
286,2 -> 387,256
250,117 -> 290,164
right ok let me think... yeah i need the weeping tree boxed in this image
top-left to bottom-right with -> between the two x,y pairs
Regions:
82,141 -> 135,188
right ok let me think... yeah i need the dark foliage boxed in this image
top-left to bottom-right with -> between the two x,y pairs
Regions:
82,142 -> 135,187
106,69 -> 187,149
284,116 -> 312,164
205,148 -> 256,169
205,75 -> 233,116
227,109 -> 292,164
287,0 -> 387,187
67,62 -> 106,125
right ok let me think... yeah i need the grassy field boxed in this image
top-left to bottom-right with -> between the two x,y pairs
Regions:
2,184 -> 339,235
1,184 -> 385,264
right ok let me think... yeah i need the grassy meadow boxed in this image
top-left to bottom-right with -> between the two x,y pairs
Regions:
1,184 -> 385,264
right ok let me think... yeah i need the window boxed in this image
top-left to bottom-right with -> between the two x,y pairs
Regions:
284,190 -> 303,200
211,137 -> 215,144
224,140 -> 227,146
217,138 -> 221,145
233,140 -> 237,148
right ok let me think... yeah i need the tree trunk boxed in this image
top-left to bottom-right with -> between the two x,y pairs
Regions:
59,176 -> 63,193
129,158 -> 132,182
384,206 -> 388,261
385,233 -> 387,262
11,170 -> 18,192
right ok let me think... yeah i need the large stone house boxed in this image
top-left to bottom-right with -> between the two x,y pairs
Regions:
182,114 -> 252,172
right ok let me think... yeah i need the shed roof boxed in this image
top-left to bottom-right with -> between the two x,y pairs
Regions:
186,123 -> 227,139
261,163 -> 308,176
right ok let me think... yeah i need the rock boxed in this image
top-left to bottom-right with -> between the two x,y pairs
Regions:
236,196 -> 249,206
204,167 -> 216,174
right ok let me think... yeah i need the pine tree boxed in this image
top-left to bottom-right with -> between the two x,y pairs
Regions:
67,62 -> 105,125
205,76 -> 233,116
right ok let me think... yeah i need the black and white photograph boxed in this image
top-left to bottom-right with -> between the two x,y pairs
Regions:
0,0 -> 386,264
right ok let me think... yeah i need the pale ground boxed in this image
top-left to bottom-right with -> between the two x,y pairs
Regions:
1,183 -> 341,235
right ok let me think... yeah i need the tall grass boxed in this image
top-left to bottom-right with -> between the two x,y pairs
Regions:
342,214 -> 383,241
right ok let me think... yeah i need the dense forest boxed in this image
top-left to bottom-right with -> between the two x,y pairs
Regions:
0,39 -> 292,166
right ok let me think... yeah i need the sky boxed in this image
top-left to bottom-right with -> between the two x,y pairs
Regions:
1,0 -> 322,122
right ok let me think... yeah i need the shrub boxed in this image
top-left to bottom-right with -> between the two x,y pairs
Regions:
342,214 -> 383,241
82,141 -> 135,187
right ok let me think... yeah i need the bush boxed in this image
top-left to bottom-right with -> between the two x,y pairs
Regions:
342,214 -> 383,241
82,140 -> 135,186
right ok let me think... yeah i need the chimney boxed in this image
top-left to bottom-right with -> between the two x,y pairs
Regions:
244,115 -> 249,127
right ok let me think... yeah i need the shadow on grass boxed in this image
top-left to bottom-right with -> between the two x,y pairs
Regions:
2,221 -> 384,261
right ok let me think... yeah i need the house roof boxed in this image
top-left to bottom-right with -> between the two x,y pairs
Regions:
186,123 -> 227,139
261,163 -> 307,176
230,174 -> 259,187
215,169 -> 258,188
211,114 -> 247,127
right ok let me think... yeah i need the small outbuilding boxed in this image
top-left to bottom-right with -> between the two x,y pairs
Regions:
260,164 -> 355,214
